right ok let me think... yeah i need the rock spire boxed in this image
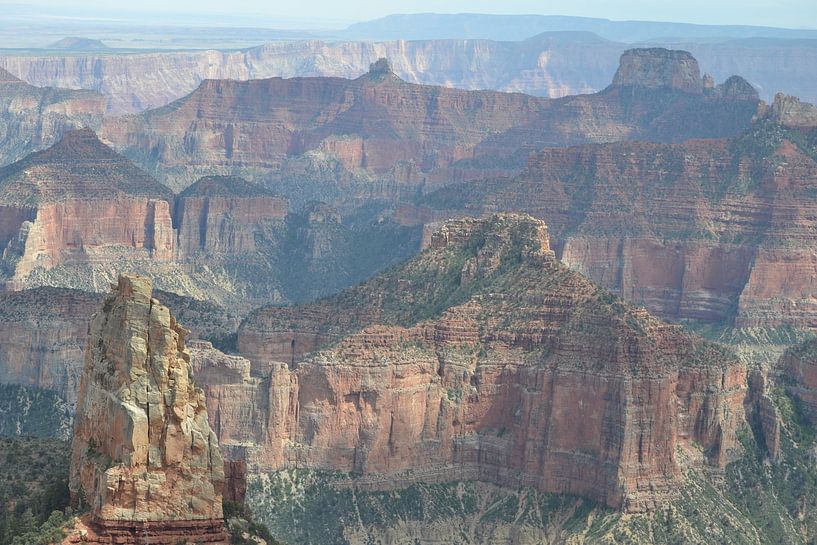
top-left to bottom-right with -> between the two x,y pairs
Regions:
69,273 -> 227,544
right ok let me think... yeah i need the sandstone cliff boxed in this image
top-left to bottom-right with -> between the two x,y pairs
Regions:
0,129 -> 174,289
69,274 -> 226,542
0,67 -> 104,166
233,214 -> 746,512
100,49 -> 759,196
1,34 -> 814,115
0,288 -> 99,407
174,176 -> 288,257
779,338 -> 817,425
418,115 -> 817,330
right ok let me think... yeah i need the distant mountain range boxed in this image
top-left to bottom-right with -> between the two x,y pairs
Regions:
343,13 -> 817,42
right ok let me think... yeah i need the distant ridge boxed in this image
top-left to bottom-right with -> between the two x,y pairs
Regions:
344,13 -> 817,42
0,129 -> 171,205
47,37 -> 109,50
0,67 -> 20,83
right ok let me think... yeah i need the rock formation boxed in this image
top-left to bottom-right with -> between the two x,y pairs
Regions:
174,176 -> 288,257
100,49 -> 759,195
0,131 -> 416,309
765,92 -> 817,128
2,35 -> 814,114
233,214 -> 746,512
69,274 -> 227,543
779,338 -> 817,424
0,68 -> 104,166
612,48 -> 704,94
417,115 -> 817,329
0,129 -> 174,288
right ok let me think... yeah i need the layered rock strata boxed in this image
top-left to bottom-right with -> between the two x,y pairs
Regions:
0,288 -> 100,407
0,130 -> 417,309
418,112 -> 817,329
69,274 -> 226,543
100,49 -> 759,196
0,67 -> 105,166
779,338 -> 817,425
174,175 -> 288,257
234,214 -> 747,512
2,34 -> 814,114
0,129 -> 174,288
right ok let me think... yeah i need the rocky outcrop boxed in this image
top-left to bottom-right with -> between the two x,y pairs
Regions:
764,93 -> 817,128
419,118 -> 817,329
612,48 -> 704,94
100,49 -> 759,194
233,215 -> 747,512
0,68 -> 104,166
69,274 -> 226,542
174,176 -> 288,257
3,34 -> 815,115
779,338 -> 817,424
0,129 -> 174,288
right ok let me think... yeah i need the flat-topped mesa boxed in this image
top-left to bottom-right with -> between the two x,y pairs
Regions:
612,48 -> 704,94
765,93 -> 817,128
69,274 -> 227,544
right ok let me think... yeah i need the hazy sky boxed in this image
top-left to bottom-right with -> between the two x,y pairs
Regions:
3,0 -> 816,29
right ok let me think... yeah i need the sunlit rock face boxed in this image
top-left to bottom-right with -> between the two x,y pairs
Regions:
69,274 -> 227,543
232,214 -> 747,513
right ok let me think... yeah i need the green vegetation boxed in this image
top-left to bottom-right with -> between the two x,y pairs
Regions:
0,384 -> 71,439
244,387 -> 817,545
0,438 -> 73,545
223,501 -> 287,545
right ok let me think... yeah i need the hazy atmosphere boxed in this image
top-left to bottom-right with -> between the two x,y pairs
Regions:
2,0 -> 816,28
2,2 -> 817,545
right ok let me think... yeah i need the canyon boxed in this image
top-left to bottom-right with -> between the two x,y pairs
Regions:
0,67 -> 104,166
414,93 -> 817,331
2,39 -> 817,544
1,33 -> 816,116
99,50 -> 760,196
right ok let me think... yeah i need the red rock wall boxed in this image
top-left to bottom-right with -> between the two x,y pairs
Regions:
174,195 -> 288,256
780,342 -> 817,422
436,138 -> 817,328
0,289 -> 99,406
10,198 -> 174,280
230,325 -> 745,512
